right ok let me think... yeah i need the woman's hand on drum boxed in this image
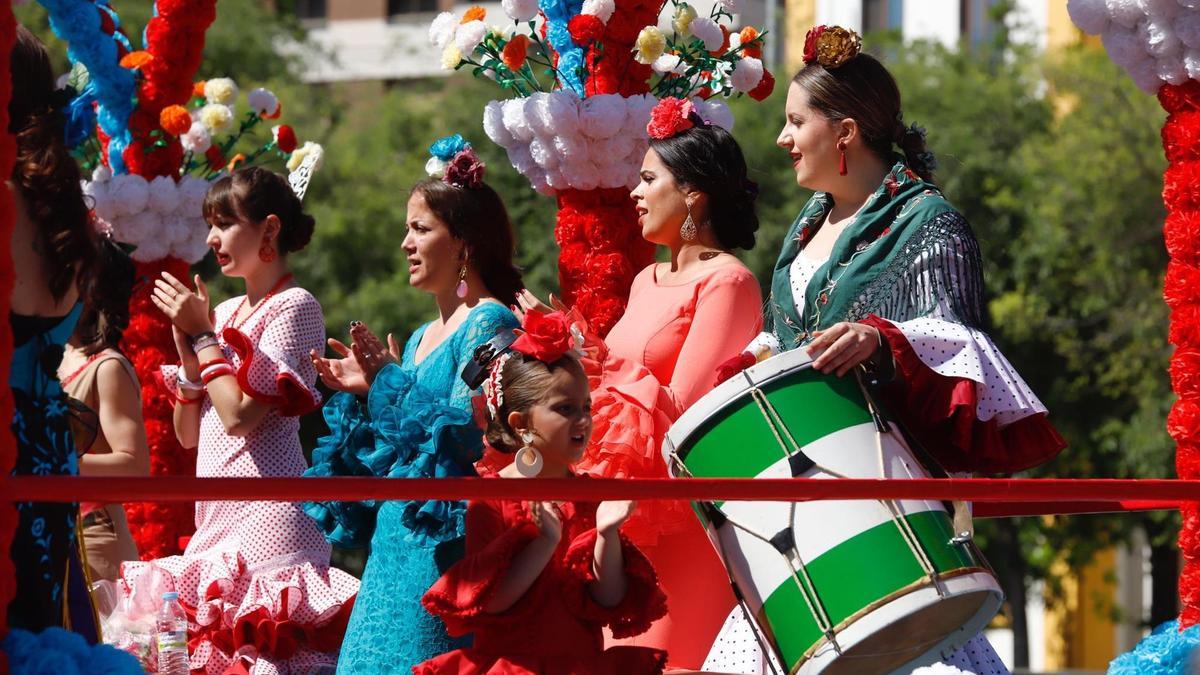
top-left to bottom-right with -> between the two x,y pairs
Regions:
807,322 -> 882,377
595,500 -> 636,536
529,501 -> 563,543
350,322 -> 399,385
152,273 -> 213,337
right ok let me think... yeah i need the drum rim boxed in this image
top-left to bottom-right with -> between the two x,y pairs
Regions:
665,348 -> 815,466
791,568 -> 1003,674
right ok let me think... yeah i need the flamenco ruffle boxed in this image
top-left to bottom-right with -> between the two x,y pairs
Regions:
304,363 -> 482,548
419,504 -> 668,675
561,528 -> 668,639
867,316 -> 1066,474
302,393 -> 380,549
223,327 -> 321,417
117,550 -> 357,674
422,518 -> 544,635
2,628 -> 142,674
1108,620 -> 1200,674
158,328 -> 321,419
575,347 -> 694,546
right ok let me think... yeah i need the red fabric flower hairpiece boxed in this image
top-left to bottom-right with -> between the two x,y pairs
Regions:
511,309 -> 580,363
647,97 -> 697,140
444,147 -> 486,189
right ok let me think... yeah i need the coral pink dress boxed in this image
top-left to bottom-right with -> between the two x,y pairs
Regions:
120,288 -> 358,674
416,494 -> 668,675
577,262 -> 763,668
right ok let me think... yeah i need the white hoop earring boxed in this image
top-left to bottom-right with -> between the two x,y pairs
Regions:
515,431 -> 543,478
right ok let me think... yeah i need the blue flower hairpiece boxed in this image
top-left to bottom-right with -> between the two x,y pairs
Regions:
429,134 -> 470,161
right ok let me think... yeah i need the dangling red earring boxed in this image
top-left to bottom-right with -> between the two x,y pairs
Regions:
259,242 -> 276,262
838,142 -> 848,176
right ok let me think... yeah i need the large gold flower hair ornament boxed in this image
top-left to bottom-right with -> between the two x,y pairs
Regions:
802,25 -> 862,69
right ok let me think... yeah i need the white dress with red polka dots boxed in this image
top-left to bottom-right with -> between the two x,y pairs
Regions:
119,287 -> 358,675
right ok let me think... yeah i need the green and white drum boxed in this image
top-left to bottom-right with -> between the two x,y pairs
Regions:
664,348 -> 1002,674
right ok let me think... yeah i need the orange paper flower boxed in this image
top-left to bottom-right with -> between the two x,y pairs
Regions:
119,50 -> 154,69
739,26 -> 762,58
159,105 -> 193,136
226,153 -> 247,172
502,34 -> 530,71
193,81 -> 206,98
462,6 -> 486,23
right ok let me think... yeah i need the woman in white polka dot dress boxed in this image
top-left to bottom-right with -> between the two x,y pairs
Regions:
122,167 -> 359,674
702,26 -> 1066,675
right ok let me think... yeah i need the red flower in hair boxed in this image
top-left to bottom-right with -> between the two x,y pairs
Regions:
802,25 -> 827,64
647,97 -> 695,140
512,310 -> 577,362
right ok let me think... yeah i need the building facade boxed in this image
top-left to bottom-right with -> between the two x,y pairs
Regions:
291,0 -> 772,83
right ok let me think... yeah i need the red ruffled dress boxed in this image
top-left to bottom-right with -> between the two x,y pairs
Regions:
117,288 -> 359,674
415,496 -> 669,674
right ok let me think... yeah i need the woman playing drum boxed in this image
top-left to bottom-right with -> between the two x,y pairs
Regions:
704,25 -> 1066,674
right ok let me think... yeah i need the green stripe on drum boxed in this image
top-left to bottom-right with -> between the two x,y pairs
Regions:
754,510 -> 977,670
680,369 -> 872,480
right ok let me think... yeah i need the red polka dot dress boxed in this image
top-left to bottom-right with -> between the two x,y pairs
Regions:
119,287 -> 358,675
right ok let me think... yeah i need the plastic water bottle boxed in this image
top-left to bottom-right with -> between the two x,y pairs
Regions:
155,591 -> 189,675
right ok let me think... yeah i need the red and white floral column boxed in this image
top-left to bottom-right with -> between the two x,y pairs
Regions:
1068,0 -> 1200,652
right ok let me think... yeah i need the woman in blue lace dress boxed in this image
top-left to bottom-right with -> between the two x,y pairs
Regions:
304,143 -> 522,672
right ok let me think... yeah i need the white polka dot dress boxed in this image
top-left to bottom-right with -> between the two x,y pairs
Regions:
120,288 -> 359,675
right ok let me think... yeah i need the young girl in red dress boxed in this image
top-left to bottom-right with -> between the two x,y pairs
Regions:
414,310 -> 668,674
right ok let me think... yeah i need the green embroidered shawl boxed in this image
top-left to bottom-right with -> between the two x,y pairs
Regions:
767,161 -> 985,349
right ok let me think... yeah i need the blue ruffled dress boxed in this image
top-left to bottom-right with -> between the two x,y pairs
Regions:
304,302 -> 518,672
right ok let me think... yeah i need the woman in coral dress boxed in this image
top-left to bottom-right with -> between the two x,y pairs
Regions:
128,167 -> 358,674
516,99 -> 764,668
417,310 -> 667,674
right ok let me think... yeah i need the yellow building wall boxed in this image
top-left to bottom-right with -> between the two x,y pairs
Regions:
1043,548 -> 1118,670
783,0 -> 814,77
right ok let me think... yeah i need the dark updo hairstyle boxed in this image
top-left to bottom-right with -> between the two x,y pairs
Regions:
649,124 -> 759,251
792,51 -> 936,183
484,352 -> 586,453
412,178 -> 524,304
203,166 -> 315,253
11,24 -> 95,302
75,239 -> 136,355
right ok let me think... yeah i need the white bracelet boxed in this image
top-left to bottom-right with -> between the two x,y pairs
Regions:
177,370 -> 204,392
